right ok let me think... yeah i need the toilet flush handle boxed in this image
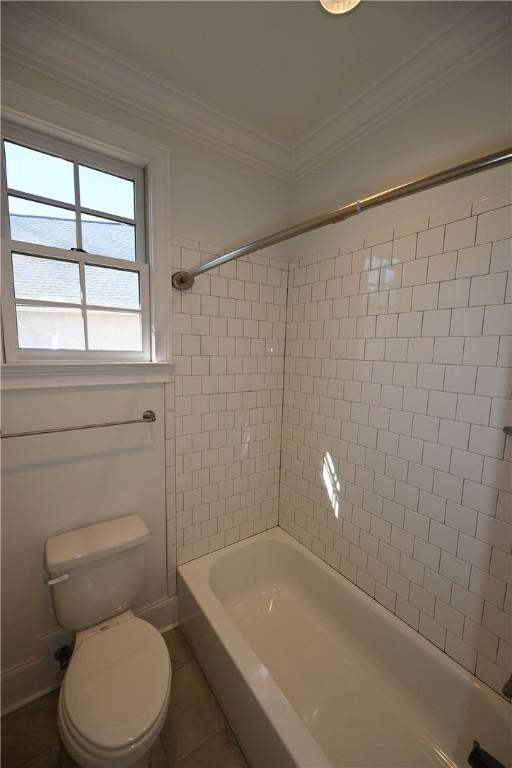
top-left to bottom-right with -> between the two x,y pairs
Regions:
47,573 -> 70,587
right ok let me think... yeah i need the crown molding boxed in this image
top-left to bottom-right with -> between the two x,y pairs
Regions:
1,3 -> 509,186
1,6 -> 292,183
291,2 -> 511,181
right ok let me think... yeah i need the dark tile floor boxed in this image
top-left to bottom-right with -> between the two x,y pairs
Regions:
1,627 -> 248,768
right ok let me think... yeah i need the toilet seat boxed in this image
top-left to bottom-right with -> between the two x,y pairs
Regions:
58,614 -> 171,767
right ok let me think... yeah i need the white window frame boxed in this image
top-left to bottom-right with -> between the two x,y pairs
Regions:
1,123 -> 152,363
0,86 -> 172,389
2,242 -> 151,362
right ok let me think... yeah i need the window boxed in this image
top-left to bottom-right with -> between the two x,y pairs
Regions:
1,125 -> 150,362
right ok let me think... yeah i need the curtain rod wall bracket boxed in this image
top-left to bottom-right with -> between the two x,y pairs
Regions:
171,147 -> 512,291
172,271 -> 196,291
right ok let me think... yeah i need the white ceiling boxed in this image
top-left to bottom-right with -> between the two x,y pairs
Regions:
17,1 -> 477,148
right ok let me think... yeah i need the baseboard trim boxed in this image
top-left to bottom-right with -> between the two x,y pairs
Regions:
1,594 -> 178,716
137,594 -> 179,631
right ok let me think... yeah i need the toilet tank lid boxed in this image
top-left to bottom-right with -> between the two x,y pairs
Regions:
45,515 -> 148,573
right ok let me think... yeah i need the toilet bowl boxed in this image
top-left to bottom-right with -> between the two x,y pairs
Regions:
58,611 -> 171,768
45,516 -> 172,768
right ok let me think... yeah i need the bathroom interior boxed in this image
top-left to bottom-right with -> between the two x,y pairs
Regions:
1,1 -> 511,767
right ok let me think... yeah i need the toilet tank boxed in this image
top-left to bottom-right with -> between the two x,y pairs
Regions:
45,515 -> 148,631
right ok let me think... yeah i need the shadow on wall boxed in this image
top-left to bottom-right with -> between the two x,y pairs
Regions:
1,441 -> 154,475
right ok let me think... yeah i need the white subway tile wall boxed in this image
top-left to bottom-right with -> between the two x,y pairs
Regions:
280,193 -> 511,696
166,244 -> 287,592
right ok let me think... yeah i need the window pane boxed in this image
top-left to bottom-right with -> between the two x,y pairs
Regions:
81,214 -> 135,260
16,305 -> 85,350
12,253 -> 81,304
85,265 -> 140,309
87,311 -> 142,351
79,166 -> 135,219
9,196 -> 76,249
4,141 -> 75,203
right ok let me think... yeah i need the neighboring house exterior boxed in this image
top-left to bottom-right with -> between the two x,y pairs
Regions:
10,215 -> 138,308
9,215 -> 141,349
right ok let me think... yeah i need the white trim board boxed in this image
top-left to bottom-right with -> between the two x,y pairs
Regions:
1,595 -> 178,716
1,362 -> 175,390
2,3 -> 510,184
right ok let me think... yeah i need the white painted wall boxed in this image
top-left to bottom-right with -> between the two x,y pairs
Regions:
0,60 -> 291,714
1,383 -> 168,709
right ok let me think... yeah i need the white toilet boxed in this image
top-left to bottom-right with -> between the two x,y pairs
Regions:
45,515 -> 171,768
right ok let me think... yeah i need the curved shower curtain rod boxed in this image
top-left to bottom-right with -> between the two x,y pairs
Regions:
172,147 -> 512,291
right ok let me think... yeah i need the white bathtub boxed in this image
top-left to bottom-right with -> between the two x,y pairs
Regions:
178,528 -> 511,768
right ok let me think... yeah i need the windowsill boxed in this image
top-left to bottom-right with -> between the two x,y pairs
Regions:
1,361 -> 175,390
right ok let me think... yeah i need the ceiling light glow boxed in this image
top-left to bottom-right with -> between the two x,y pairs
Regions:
320,0 -> 361,15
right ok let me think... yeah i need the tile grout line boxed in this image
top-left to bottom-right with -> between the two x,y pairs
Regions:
276,256 -> 292,533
